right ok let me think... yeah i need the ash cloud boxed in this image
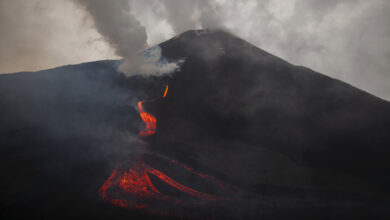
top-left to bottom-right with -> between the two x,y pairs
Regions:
134,45 -> 185,77
75,0 -> 183,77
158,0 -> 223,34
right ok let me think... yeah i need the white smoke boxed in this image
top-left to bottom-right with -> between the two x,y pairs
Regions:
122,45 -> 185,77
76,0 -> 183,77
157,0 -> 223,34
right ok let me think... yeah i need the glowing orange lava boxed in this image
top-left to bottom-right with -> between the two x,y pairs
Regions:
99,84 -> 225,212
162,85 -> 169,98
138,101 -> 156,137
144,163 -> 216,200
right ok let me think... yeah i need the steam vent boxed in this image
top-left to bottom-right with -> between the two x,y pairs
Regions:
1,30 -> 390,219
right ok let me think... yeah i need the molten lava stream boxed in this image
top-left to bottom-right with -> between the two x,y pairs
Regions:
100,85 -> 224,212
137,101 -> 156,137
162,85 -> 168,98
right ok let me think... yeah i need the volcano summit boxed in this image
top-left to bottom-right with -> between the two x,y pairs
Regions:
0,29 -> 389,219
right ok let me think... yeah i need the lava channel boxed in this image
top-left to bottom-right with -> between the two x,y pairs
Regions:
99,85 -> 225,212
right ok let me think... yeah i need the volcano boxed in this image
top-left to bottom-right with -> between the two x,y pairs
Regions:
0,29 -> 389,219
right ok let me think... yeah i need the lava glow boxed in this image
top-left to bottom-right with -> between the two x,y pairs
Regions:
162,85 -> 168,98
138,101 -> 156,137
99,85 -> 224,213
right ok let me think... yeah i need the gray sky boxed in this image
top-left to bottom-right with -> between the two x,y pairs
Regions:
0,0 -> 389,101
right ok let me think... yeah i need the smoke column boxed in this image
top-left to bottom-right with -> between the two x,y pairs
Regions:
76,0 -> 182,77
158,0 -> 223,34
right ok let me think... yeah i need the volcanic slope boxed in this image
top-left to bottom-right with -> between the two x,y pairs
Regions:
0,29 -> 389,219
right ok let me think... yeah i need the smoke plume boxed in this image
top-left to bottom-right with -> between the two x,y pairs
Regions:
158,0 -> 223,34
76,0 -> 182,77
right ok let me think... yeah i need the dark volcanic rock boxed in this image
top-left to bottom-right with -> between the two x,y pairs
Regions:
153,29 -> 390,193
0,29 -> 389,219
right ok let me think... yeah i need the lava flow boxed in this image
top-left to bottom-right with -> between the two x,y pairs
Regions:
162,85 -> 168,98
99,84 -> 224,212
138,101 -> 156,137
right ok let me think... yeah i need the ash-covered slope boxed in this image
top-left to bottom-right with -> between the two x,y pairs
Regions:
0,29 -> 389,219
151,28 -> 390,192
0,61 -> 150,219
148,29 -> 390,217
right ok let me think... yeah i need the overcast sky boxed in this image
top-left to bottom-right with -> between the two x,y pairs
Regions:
0,0 -> 389,101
